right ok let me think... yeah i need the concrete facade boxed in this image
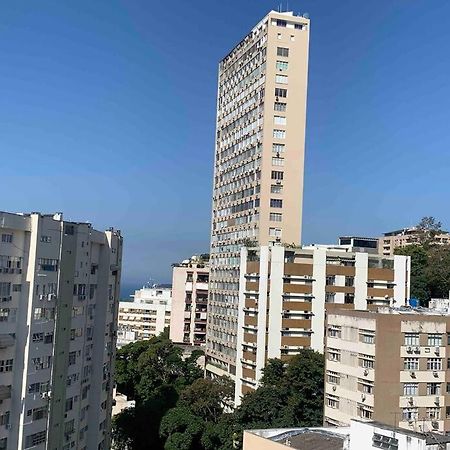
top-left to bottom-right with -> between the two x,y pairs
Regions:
235,245 -> 410,404
117,286 -> 172,347
170,256 -> 209,346
207,10 -> 310,379
0,211 -> 122,450
324,308 -> 450,435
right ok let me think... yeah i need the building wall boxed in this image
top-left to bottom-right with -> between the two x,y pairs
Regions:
379,231 -> 450,256
324,309 -> 450,434
0,211 -> 122,450
170,262 -> 209,346
235,245 -> 410,404
117,287 -> 172,347
207,10 -> 310,378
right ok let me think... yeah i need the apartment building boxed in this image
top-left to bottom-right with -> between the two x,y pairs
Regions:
380,228 -> 450,256
338,236 -> 379,254
235,245 -> 410,403
0,211 -> 122,450
170,256 -> 209,346
207,10 -> 310,379
324,307 -> 450,434
117,285 -> 172,347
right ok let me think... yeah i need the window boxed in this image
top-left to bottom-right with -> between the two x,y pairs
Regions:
274,116 -> 286,125
273,143 -> 285,154
0,359 -> 13,372
271,171 -> 284,180
427,358 -> 442,370
325,293 -> 335,303
0,283 -> 11,297
270,199 -> 283,208
328,326 -> 341,338
328,348 -> 340,362
344,293 -> 354,304
272,157 -> 284,166
403,383 -> 418,396
276,61 -> 289,71
276,19 -> 287,27
273,129 -> 286,139
25,431 -> 46,448
326,276 -> 335,286
276,74 -> 288,84
32,333 -> 43,343
68,351 -> 77,366
269,228 -> 282,238
426,407 -> 440,420
65,397 -> 73,412
404,333 -> 419,346
277,47 -> 289,57
327,371 -> 340,384
428,333 -> 442,346
358,404 -> 373,419
295,23 -> 304,30
274,102 -> 286,112
326,394 -> 339,408
1,234 -> 13,243
359,330 -> 375,344
270,213 -> 282,222
359,354 -> 375,369
402,407 -> 418,421
271,185 -> 283,194
275,88 -> 287,98
12,284 -> 21,292
372,433 -> 398,449
427,383 -> 441,395
404,358 -> 419,370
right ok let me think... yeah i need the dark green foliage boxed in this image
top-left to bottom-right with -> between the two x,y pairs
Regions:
113,335 -> 324,450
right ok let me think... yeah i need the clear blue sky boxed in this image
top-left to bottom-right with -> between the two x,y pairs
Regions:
2,1 -> 450,294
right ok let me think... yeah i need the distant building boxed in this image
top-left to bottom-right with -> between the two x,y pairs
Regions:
379,227 -> 450,256
117,285 -> 171,347
0,211 -> 122,450
170,256 -> 209,346
242,419 -> 450,450
324,307 -> 450,434
234,245 -> 410,404
338,236 -> 379,254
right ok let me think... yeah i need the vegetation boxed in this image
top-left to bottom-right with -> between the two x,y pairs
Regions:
112,335 -> 324,450
394,216 -> 450,305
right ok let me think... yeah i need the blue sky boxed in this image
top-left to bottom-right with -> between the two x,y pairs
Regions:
1,1 -> 450,293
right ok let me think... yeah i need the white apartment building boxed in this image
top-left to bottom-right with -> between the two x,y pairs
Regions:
235,245 -> 410,403
117,285 -> 172,347
170,256 -> 209,346
0,211 -> 122,450
324,307 -> 450,434
207,10 -> 310,380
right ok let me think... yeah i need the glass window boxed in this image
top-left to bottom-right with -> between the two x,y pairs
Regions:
403,383 -> 418,396
271,185 -> 283,194
404,333 -> 419,346
402,408 -> 418,421
276,19 -> 287,27
269,228 -> 282,238
271,171 -> 284,180
272,157 -> 284,166
427,383 -> 441,395
276,74 -> 288,84
270,213 -> 282,222
270,199 -> 283,208
404,358 -> 419,370
274,116 -> 286,125
274,102 -> 287,111
273,129 -> 286,139
273,143 -> 285,153
276,61 -> 289,71
277,47 -> 289,57
275,88 -> 287,98
428,334 -> 442,346
427,358 -> 442,370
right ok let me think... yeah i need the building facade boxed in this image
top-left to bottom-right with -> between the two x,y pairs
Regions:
235,245 -> 410,403
324,308 -> 450,434
207,10 -> 310,379
379,228 -> 450,256
0,211 -> 122,450
170,256 -> 209,346
117,285 -> 172,347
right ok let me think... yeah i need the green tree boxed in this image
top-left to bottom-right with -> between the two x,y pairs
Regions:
395,245 -> 429,304
417,216 -> 442,247
426,245 -> 450,299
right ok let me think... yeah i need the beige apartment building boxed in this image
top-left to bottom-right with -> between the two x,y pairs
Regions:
324,307 -> 450,434
170,256 -> 209,346
117,285 -> 172,347
379,228 -> 450,256
207,10 -> 310,379
0,211 -> 122,450
234,245 -> 410,403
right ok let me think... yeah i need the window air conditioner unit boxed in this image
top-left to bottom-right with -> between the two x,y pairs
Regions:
406,346 -> 413,353
435,347 -> 440,355
408,397 -> 414,405
332,385 -> 337,391
363,369 -> 369,376
435,396 -> 440,405
361,393 -> 366,401
433,371 -> 439,377
410,371 -> 416,378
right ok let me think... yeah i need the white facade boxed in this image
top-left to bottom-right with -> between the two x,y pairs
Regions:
0,211 -> 122,450
117,286 -> 172,347
235,245 -> 410,404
